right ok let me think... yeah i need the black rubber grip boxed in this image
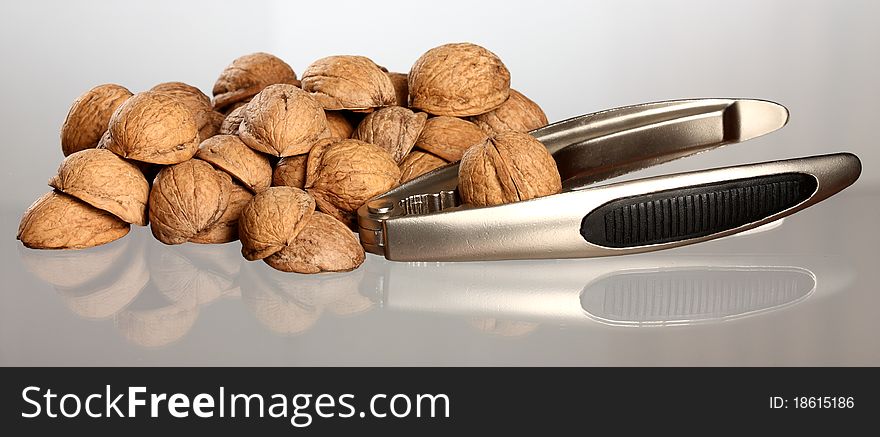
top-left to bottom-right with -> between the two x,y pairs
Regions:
580,173 -> 817,248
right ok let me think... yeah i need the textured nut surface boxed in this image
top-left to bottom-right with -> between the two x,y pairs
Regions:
325,111 -> 354,140
49,149 -> 149,225
238,186 -> 316,261
352,106 -> 427,163
219,105 -> 246,135
107,91 -> 200,164
387,72 -> 409,107
148,159 -> 232,244
470,89 -> 548,134
61,84 -> 133,156
264,212 -> 365,274
305,139 -> 400,226
190,183 -> 253,244
301,56 -> 396,111
399,150 -> 448,183
200,110 -> 225,141
238,84 -> 330,157
212,52 -> 299,112
196,135 -> 272,193
152,82 -> 228,142
409,43 -> 510,116
459,131 -> 561,206
272,154 -> 307,189
18,191 -> 130,249
414,116 -> 486,162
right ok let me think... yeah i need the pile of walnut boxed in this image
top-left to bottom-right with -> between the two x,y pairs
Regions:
17,43 -> 561,274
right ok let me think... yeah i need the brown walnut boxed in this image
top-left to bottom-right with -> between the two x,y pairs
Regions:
189,183 -> 253,244
238,186 -> 315,261
196,135 -> 272,193
409,43 -> 510,116
301,56 -> 396,111
325,111 -> 354,140
264,212 -> 366,274
60,84 -> 133,156
219,105 -> 246,135
148,159 -> 233,244
352,106 -> 427,163
414,116 -> 487,162
212,52 -> 299,113
387,72 -> 409,107
18,191 -> 130,249
107,91 -> 200,164
458,131 -> 561,206
470,89 -> 548,134
272,154 -> 307,189
238,84 -> 330,157
399,151 -> 448,183
48,149 -> 149,225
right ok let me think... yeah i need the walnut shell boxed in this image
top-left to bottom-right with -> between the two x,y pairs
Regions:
219,105 -> 246,135
387,72 -> 409,107
18,191 -> 130,249
325,111 -> 354,139
272,154 -> 307,188
414,116 -> 487,162
399,150 -> 448,183
409,43 -> 510,116
352,106 -> 427,163
238,84 -> 330,157
212,52 -> 299,112
196,135 -> 272,193
264,212 -> 365,274
458,131 -> 561,206
148,159 -> 233,245
151,82 -> 225,142
470,89 -> 548,134
238,186 -> 316,261
189,183 -> 253,244
301,56 -> 396,111
60,84 -> 133,156
107,91 -> 200,164
201,110 -> 225,140
48,149 -> 149,225
305,139 -> 400,227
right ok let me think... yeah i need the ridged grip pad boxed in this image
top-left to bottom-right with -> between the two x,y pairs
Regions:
580,173 -> 817,248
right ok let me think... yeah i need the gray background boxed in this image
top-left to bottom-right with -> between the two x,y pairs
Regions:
0,0 -> 878,366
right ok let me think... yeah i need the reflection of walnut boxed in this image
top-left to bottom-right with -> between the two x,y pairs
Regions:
18,191 -> 130,249
305,139 -> 400,227
212,52 -> 299,113
107,91 -> 200,164
470,89 -> 548,134
148,159 -> 233,245
196,135 -> 272,193
61,84 -> 132,156
458,132 -> 561,206
273,154 -> 307,189
238,84 -> 330,157
414,116 -> 486,162
352,106 -> 427,163
49,149 -> 149,225
409,43 -> 510,116
399,151 -> 447,183
301,56 -> 396,111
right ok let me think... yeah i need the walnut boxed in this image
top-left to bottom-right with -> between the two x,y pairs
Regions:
238,186 -> 316,261
409,43 -> 510,116
219,105 -> 246,135
196,135 -> 272,193
201,110 -> 225,140
414,116 -> 487,162
148,159 -> 233,244
301,56 -> 396,111
458,131 -> 561,206
60,84 -> 133,156
264,212 -> 365,274
212,52 -> 299,113
399,150 -> 448,183
106,91 -> 200,164
48,149 -> 149,225
387,72 -> 409,107
238,84 -> 331,157
151,82 -> 226,141
189,183 -> 253,244
352,106 -> 427,163
18,191 -> 130,249
272,154 -> 307,188
305,139 -> 400,227
325,111 -> 354,139
470,89 -> 548,134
